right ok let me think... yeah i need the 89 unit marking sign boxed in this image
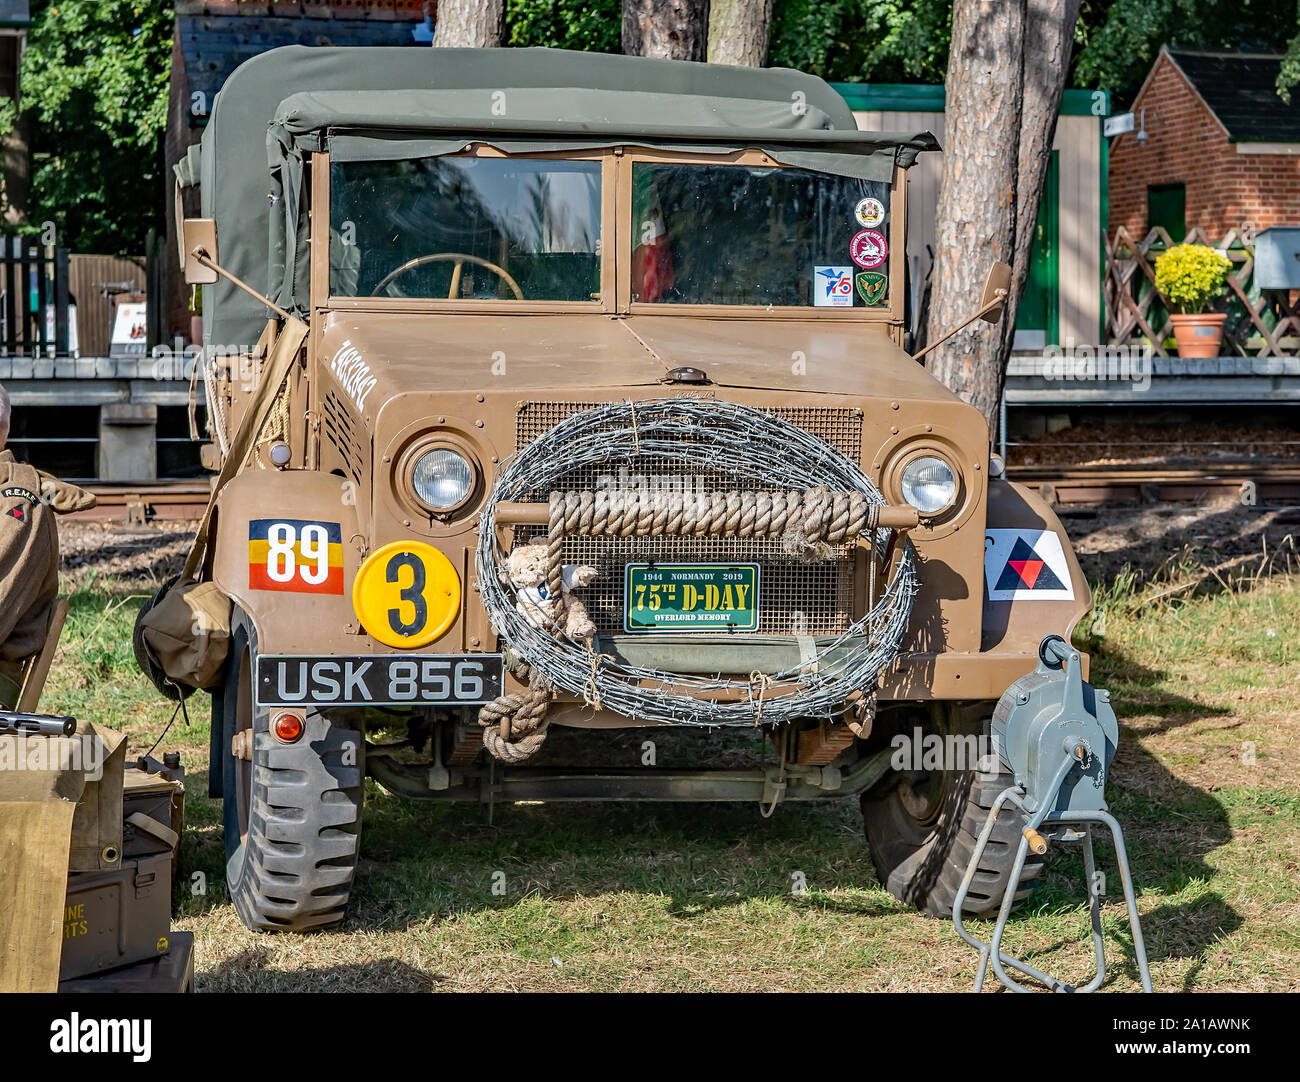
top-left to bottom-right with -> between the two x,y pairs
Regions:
249,518 -> 344,594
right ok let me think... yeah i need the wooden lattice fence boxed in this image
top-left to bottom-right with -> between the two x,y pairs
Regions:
1104,226 -> 1300,357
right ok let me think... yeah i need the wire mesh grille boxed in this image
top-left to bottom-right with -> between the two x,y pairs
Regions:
515,401 -> 863,636
516,401 -> 863,492
518,529 -> 855,635
479,399 -> 917,727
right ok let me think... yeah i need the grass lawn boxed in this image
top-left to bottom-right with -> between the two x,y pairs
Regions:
45,559 -> 1300,992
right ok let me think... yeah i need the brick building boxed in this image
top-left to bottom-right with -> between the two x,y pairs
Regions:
1109,47 -> 1300,240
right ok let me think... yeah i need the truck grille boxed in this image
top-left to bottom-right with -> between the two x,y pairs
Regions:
514,401 -> 861,636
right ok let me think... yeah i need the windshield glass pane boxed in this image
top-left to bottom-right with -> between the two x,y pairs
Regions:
331,157 -> 602,301
631,162 -> 892,308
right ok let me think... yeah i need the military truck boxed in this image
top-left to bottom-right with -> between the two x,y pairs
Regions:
160,46 -> 1091,932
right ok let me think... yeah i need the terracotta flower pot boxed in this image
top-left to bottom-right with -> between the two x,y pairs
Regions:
1169,313 -> 1226,358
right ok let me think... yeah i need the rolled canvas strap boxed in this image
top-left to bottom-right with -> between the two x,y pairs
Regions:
181,316 -> 309,582
125,811 -> 179,852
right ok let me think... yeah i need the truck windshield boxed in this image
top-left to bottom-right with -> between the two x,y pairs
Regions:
631,162 -> 891,308
330,157 -> 602,301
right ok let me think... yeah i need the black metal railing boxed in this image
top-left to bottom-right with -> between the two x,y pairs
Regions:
1,237 -> 71,357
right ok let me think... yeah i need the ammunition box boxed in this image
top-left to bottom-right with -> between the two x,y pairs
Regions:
59,853 -> 173,981
122,767 -> 185,859
58,931 -> 195,994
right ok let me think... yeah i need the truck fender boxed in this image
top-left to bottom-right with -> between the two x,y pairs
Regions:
211,469 -> 365,656
980,478 -> 1091,654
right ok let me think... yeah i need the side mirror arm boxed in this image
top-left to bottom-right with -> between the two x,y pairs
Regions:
910,290 -> 1008,363
190,245 -> 294,322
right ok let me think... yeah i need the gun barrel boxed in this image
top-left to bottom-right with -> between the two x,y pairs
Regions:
0,711 -> 77,737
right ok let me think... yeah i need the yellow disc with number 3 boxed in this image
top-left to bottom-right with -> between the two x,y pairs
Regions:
352,540 -> 461,648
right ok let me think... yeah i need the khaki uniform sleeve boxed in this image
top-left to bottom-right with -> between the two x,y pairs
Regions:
0,467 -> 59,664
36,470 -> 97,514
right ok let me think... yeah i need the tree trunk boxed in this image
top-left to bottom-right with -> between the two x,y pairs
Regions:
622,0 -> 711,61
708,0 -> 771,67
924,0 -> 1080,430
433,0 -> 505,48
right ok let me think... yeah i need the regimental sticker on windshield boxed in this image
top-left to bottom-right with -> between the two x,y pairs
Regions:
850,229 -> 888,269
984,529 -> 1075,602
854,197 -> 885,227
814,266 -> 854,307
856,270 -> 888,306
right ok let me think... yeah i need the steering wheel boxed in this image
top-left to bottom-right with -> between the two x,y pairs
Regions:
370,252 -> 526,300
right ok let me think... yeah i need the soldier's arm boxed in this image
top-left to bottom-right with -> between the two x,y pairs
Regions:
0,513 -> 57,648
36,471 -> 97,514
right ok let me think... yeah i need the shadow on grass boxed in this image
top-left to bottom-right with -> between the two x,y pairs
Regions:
350,793 -> 905,925
200,951 -> 444,993
166,633 -> 1240,991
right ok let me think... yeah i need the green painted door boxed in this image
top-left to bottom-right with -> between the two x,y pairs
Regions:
1014,150 -> 1060,348
1147,182 -> 1186,242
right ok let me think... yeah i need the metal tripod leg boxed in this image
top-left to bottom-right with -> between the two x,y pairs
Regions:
1088,809 -> 1154,993
1078,827 -> 1108,992
953,789 -> 1154,992
953,786 -> 1075,993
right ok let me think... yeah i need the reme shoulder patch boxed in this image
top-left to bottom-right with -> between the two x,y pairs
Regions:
2,485 -> 40,507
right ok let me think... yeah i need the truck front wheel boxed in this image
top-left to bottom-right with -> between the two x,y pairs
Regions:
220,610 -> 364,932
860,705 -> 1044,918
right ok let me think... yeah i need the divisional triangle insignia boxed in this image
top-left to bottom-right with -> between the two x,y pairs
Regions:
993,536 -> 1067,593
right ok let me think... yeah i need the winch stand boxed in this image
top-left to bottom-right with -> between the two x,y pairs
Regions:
951,636 -> 1154,993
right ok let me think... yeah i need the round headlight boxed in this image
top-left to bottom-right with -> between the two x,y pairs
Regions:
411,448 -> 475,510
900,455 -> 957,514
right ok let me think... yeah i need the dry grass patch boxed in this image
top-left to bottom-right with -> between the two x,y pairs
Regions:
37,562 -> 1300,992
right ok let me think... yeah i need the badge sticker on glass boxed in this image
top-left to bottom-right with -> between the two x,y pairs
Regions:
856,270 -> 889,306
851,230 -> 889,269
814,266 -> 855,307
854,197 -> 885,228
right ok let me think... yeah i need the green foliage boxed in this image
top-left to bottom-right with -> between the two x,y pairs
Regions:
764,0 -> 1300,102
1154,243 -> 1233,314
8,0 -> 174,254
1279,10 -> 1300,103
768,0 -> 951,84
1074,0 -> 1300,104
506,0 -> 621,52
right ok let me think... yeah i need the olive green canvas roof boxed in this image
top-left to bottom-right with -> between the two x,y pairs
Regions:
188,45 -> 938,345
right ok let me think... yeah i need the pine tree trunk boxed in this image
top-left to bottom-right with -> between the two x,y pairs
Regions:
433,0 -> 505,48
622,0 -> 711,61
708,0 -> 771,67
924,0 -> 1080,430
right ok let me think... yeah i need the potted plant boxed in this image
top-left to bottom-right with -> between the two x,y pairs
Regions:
1153,243 -> 1233,357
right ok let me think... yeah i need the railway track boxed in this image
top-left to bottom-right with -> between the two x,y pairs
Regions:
64,463 -> 1300,523
76,480 -> 211,522
1007,463 -> 1300,507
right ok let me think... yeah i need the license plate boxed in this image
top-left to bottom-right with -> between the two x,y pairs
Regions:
256,654 -> 503,707
624,563 -> 760,633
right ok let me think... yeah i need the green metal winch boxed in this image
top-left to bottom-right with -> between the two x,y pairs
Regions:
952,635 -> 1153,993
